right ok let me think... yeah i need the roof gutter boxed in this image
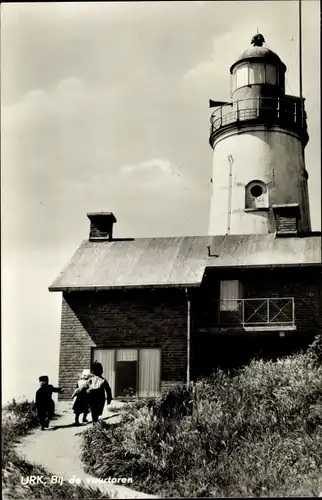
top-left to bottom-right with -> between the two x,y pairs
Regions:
185,287 -> 191,388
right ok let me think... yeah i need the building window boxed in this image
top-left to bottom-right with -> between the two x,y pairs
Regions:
92,348 -> 161,398
220,280 -> 241,311
245,180 -> 268,210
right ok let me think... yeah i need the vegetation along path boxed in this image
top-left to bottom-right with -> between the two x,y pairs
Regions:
14,401 -> 157,499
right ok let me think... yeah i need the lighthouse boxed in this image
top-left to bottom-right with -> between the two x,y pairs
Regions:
208,34 -> 311,236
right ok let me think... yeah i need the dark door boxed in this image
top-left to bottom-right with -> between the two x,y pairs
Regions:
115,361 -> 137,397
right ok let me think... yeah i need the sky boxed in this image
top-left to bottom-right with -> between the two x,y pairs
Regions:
1,1 -> 320,403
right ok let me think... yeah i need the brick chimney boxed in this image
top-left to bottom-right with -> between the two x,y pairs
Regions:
87,212 -> 117,241
272,204 -> 300,237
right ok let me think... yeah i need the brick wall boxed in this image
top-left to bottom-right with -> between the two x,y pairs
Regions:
89,222 -> 110,239
58,288 -> 187,399
196,267 -> 321,334
242,268 -> 321,337
191,267 -> 322,375
57,267 -> 321,398
161,381 -> 185,393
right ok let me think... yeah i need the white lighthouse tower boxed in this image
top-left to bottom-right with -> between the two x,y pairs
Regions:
208,34 -> 311,236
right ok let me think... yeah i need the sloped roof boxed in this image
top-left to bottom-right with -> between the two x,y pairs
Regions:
49,234 -> 321,291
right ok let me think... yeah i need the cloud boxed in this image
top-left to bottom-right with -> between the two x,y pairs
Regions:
2,77 -> 123,184
1,68 -> 206,249
182,26 -> 254,103
181,3 -> 320,105
3,77 -> 99,123
61,157 -> 194,202
118,158 -> 184,192
119,158 -> 174,176
183,26 -> 280,103
2,72 -> 206,250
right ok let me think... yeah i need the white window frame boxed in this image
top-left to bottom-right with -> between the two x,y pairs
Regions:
220,280 -> 241,311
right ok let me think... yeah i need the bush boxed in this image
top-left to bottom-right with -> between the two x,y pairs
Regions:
307,333 -> 322,364
81,352 -> 322,497
2,399 -> 39,467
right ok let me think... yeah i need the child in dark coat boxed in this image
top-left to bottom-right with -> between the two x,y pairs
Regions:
87,361 -> 112,423
35,376 -> 64,430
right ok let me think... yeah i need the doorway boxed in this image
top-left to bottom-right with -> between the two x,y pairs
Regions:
93,347 -> 161,398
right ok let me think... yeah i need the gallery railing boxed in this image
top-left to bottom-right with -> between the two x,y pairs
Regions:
209,97 -> 308,144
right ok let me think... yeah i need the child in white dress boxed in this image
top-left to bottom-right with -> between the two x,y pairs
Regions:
71,369 -> 91,425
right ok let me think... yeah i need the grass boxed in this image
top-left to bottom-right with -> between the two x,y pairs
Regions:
2,398 -> 108,499
81,336 -> 322,497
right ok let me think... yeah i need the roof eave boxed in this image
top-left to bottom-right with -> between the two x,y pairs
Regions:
205,262 -> 321,270
48,261 -> 321,293
48,282 -> 202,292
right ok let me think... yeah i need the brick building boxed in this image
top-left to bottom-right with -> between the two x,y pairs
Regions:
49,213 -> 321,399
49,35 -> 321,399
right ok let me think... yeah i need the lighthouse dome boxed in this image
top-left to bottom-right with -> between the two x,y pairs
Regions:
230,34 -> 286,74
229,34 -> 287,95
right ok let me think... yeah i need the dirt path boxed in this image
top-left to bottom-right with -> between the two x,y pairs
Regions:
15,401 -> 157,499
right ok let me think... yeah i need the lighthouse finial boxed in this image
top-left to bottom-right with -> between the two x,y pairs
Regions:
251,33 -> 265,47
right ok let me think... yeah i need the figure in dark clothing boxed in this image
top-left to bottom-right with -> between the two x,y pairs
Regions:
87,361 -> 112,423
35,376 -> 64,430
71,369 -> 91,425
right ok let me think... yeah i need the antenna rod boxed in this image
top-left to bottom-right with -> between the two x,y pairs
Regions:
299,0 -> 303,98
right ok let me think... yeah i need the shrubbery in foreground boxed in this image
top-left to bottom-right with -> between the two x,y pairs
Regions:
2,399 -> 106,499
81,345 -> 322,497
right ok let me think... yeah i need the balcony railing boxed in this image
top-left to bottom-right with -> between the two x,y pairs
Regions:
209,97 -> 308,145
199,297 -> 295,328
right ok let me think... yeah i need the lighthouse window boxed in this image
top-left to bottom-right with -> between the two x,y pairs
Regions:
250,185 -> 263,198
245,181 -> 268,210
279,70 -> 285,91
249,63 -> 265,84
236,63 -> 249,88
230,72 -> 237,94
265,64 -> 277,85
